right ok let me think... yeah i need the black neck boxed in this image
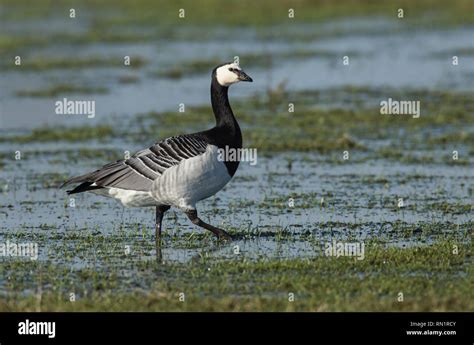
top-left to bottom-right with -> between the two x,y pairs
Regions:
210,78 -> 242,145
207,78 -> 242,177
211,79 -> 235,128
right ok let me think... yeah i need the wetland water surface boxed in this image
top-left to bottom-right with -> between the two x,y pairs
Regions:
0,5 -> 472,311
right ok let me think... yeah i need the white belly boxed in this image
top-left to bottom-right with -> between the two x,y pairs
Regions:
91,188 -> 160,207
151,145 -> 232,210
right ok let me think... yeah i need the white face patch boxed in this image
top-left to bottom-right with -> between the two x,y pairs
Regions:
216,63 -> 241,86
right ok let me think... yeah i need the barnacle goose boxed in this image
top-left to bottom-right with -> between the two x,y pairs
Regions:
62,62 -> 253,242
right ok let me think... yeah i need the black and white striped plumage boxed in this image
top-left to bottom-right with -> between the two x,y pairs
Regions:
62,62 -> 253,240
66,134 -> 208,199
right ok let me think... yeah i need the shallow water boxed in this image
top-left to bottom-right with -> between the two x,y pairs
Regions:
1,19 -> 473,129
0,15 -> 472,297
1,147 -> 471,268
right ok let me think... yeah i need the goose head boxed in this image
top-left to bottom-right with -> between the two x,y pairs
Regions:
214,62 -> 253,87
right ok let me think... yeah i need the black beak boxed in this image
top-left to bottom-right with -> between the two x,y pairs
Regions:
237,70 -> 253,82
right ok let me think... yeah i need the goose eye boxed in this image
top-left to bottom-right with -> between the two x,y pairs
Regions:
228,68 -> 237,72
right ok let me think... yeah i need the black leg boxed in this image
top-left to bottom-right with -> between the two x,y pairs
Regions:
185,209 -> 233,240
155,205 -> 170,258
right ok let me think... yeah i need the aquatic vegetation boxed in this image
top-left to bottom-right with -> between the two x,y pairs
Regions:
1,0 -> 472,62
1,56 -> 148,71
16,84 -> 108,98
0,238 -> 470,311
134,87 -> 474,154
1,125 -> 115,143
2,0 -> 472,27
0,0 -> 472,313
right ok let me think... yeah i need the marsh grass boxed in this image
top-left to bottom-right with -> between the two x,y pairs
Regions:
1,56 -> 148,71
1,125 -> 115,143
133,87 -> 474,153
2,0 -> 472,26
3,87 -> 471,154
0,239 -> 470,311
1,0 -> 472,60
0,0 -> 472,313
16,84 -> 108,98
